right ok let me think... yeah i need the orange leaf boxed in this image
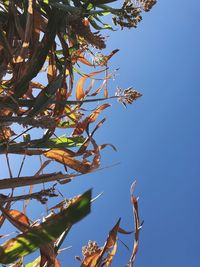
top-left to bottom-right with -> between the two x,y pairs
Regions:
99,49 -> 119,66
9,210 -> 30,226
81,251 -> 102,267
0,209 -> 30,232
43,149 -> 91,174
81,220 -> 120,266
105,242 -> 117,267
88,104 -> 110,123
55,258 -> 61,267
0,127 -> 16,141
76,69 -> 106,100
73,104 -> 110,136
103,218 -> 121,251
78,53 -> 94,66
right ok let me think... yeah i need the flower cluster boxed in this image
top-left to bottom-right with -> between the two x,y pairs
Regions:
112,1 -> 142,29
82,240 -> 102,257
112,0 -> 157,29
140,0 -> 157,12
116,87 -> 142,107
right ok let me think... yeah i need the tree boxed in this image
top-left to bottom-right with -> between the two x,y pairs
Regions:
0,0 -> 157,266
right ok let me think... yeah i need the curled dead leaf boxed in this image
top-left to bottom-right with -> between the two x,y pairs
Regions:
43,149 -> 91,174
73,104 -> 110,136
76,69 -> 106,100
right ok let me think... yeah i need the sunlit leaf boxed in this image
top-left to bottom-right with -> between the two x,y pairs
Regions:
81,219 -> 120,266
43,149 -> 91,173
0,207 -> 30,232
25,256 -> 41,267
0,190 -> 91,264
76,70 -> 106,100
105,242 -> 117,267
73,104 -> 110,136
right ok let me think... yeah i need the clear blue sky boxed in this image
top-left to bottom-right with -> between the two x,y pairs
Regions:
1,1 -> 200,266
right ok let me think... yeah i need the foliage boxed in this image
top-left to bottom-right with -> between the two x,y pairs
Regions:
0,0 -> 157,266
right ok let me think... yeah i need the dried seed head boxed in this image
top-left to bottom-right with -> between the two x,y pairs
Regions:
140,0 -> 157,12
82,240 -> 102,257
112,0 -> 157,28
112,1 -> 142,29
116,87 -> 142,107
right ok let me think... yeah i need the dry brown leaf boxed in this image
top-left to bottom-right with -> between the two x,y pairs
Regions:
81,219 -> 120,267
40,242 -> 57,267
76,69 -> 106,100
118,227 -> 133,235
126,181 -> 142,267
0,208 -> 30,232
105,242 -> 117,267
99,49 -> 119,66
43,149 -> 91,174
90,80 -> 106,97
0,127 -> 16,141
89,104 -> 110,123
81,251 -> 102,267
77,118 -> 106,156
73,104 -> 110,136
77,52 -> 94,66
103,218 -> 121,252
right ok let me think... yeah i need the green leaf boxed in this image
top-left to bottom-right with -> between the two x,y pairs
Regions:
25,256 -> 41,267
0,136 -> 85,153
86,3 -> 94,11
95,0 -> 117,5
0,190 -> 92,264
90,15 -> 115,31
38,135 -> 86,148
23,134 -> 31,143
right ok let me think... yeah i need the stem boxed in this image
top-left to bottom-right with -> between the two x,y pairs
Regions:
0,172 -> 75,190
0,187 -> 58,204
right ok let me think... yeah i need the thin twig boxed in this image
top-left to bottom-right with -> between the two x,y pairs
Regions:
18,155 -> 26,177
0,186 -> 58,204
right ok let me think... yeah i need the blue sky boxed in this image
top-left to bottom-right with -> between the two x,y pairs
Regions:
1,1 -> 200,266
57,1 -> 200,266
